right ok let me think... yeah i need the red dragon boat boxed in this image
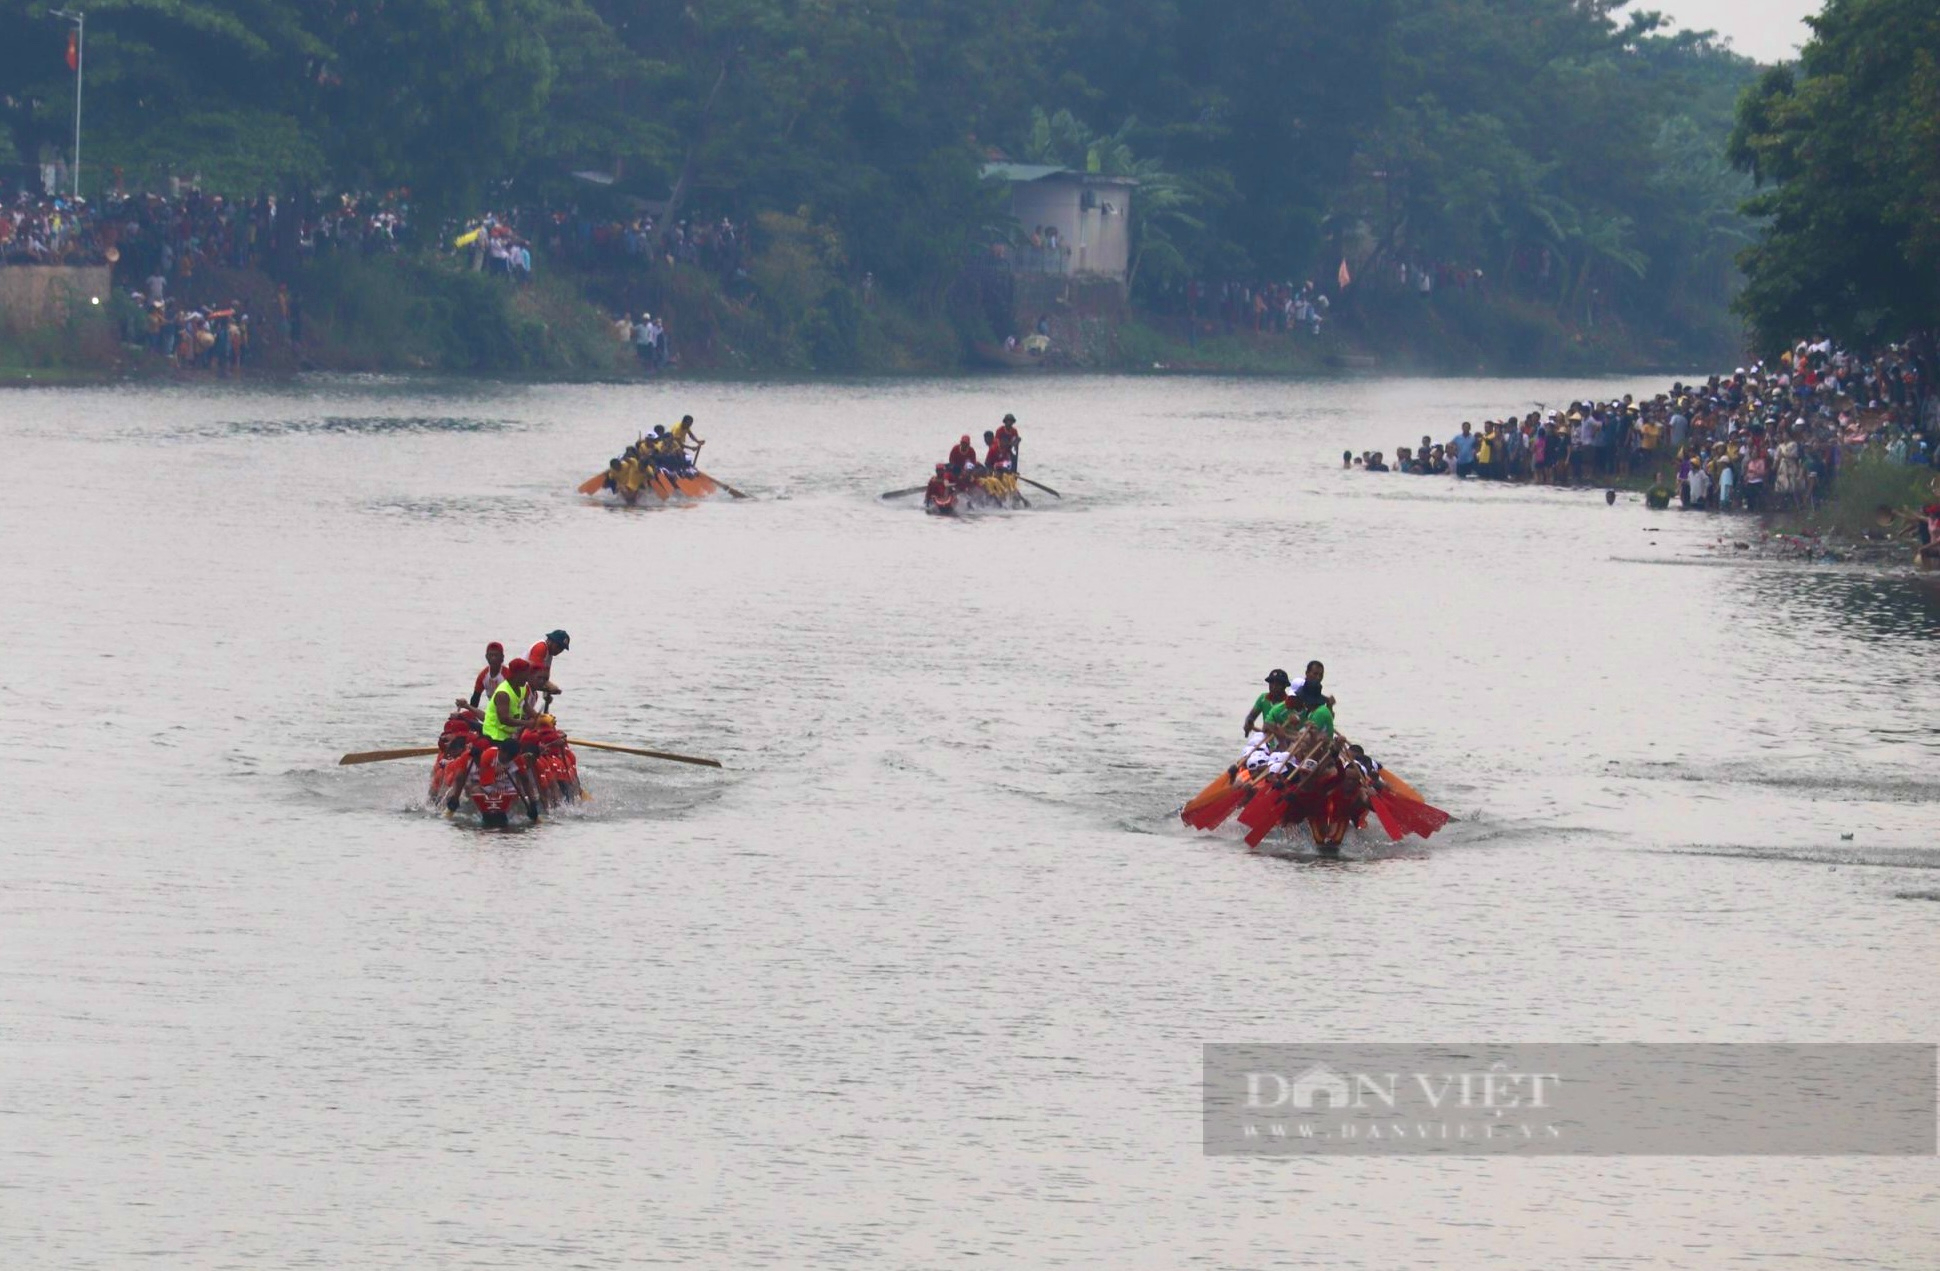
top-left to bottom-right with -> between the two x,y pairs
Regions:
1180,722 -> 1449,856
426,710 -> 586,826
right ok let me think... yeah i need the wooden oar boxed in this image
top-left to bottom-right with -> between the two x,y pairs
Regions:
880,485 -> 927,500
699,471 -> 749,498
1019,476 -> 1062,498
340,747 -> 440,766
568,739 -> 723,768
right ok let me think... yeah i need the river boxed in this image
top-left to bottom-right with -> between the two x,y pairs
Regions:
6,374 -> 1938,1268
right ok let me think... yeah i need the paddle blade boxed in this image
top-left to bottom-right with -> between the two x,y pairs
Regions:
578,473 -> 608,495
698,472 -> 749,498
1183,781 -> 1252,831
1183,769 -> 1241,818
1371,790 -> 1451,840
1237,786 -> 1289,848
340,747 -> 441,766
880,486 -> 928,500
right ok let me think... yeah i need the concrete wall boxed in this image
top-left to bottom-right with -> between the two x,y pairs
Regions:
0,266 -> 113,329
1008,178 -> 1134,281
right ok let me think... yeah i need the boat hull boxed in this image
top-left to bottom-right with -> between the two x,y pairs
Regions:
595,470 -> 723,504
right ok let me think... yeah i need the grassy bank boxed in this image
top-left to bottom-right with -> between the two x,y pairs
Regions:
293,256 -> 630,376
7,248 -> 1745,383
0,297 -> 127,384
1772,455 -> 1939,540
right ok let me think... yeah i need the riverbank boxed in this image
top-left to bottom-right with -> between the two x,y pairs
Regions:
4,249 -> 1743,385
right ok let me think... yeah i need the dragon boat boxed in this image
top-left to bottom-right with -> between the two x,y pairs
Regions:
426,711 -> 586,826
924,471 -> 1031,515
1180,721 -> 1449,856
579,465 -> 733,505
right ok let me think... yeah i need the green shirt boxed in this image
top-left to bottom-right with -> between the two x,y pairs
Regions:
1306,702 -> 1335,735
1251,693 -> 1292,728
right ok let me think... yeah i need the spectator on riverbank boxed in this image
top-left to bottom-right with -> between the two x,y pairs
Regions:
1361,338 -> 1937,513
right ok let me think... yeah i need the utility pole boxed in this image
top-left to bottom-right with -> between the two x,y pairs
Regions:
50,10 -> 84,199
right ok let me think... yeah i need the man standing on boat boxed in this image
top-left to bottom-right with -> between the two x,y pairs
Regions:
527,630 -> 570,709
669,415 -> 703,469
997,415 -> 1021,472
465,642 -> 506,710
1292,660 -> 1336,712
1243,669 -> 1295,736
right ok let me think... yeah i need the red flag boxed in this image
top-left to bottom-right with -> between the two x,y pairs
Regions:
65,30 -> 78,72
1337,256 -> 1352,291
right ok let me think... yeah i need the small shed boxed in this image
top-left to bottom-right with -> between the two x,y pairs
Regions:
981,163 -> 1137,283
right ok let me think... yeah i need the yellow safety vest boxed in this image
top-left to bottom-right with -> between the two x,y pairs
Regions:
484,680 -> 524,742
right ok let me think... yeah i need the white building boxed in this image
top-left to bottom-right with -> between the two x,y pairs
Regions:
981,163 -> 1137,283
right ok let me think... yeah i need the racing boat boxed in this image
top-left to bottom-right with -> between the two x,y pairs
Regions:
579,466 -> 737,505
923,471 -> 1032,515
425,712 -> 586,827
1180,723 -> 1448,856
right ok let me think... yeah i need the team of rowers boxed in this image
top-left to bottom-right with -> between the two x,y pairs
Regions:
429,629 -> 578,822
924,414 -> 1024,514
600,416 -> 705,495
1198,661 -> 1434,851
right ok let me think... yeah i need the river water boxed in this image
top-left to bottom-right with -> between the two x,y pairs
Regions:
5,374 -> 1938,1268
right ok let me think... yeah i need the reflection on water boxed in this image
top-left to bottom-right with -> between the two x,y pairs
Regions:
5,373 -> 1939,1269
1762,567 -> 1940,643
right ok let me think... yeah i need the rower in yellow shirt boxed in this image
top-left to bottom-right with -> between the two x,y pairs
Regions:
668,414 -> 703,465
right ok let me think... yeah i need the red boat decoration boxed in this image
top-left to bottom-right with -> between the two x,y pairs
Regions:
1181,723 -> 1448,855
426,709 -> 586,826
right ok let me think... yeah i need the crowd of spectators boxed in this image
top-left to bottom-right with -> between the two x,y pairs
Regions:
1187,279 -> 1332,337
522,210 -> 747,282
0,187 -> 410,278
1351,339 -> 1937,515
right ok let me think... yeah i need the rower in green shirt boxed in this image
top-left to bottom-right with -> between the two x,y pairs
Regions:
1304,701 -> 1336,735
1243,668 -> 1294,736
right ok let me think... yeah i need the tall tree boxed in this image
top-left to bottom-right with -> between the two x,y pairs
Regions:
1728,0 -> 1940,352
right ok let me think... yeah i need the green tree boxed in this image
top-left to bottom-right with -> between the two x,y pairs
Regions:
1728,0 -> 1940,352
1020,107 -> 1204,295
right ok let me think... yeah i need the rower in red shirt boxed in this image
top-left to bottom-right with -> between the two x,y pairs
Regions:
923,462 -> 956,515
526,629 -> 570,708
983,429 -> 1012,473
947,434 -> 978,483
463,641 -> 506,710
995,414 -> 1021,471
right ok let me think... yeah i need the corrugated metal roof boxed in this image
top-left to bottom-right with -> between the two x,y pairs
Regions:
980,163 -> 1069,183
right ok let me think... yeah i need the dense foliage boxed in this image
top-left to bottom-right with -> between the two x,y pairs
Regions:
1728,0 -> 1940,354
0,0 -> 1763,346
